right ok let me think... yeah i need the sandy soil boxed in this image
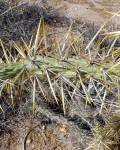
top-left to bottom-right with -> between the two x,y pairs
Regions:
15,0 -> 120,44
28,0 -> 120,26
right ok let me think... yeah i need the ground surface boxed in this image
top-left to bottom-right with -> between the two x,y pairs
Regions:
0,0 -> 120,150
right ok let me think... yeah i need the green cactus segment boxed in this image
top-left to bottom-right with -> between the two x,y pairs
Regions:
24,56 -> 119,79
0,62 -> 24,79
0,56 -> 119,80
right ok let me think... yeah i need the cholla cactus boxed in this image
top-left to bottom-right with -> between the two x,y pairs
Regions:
0,18 -> 119,114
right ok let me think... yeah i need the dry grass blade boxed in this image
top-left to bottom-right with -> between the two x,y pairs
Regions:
107,61 -> 120,74
42,18 -> 47,49
34,18 -> 42,56
13,41 -> 26,58
78,72 -> 92,104
46,69 -> 59,104
35,75 -> 46,99
103,10 -> 120,17
0,105 -> 4,112
12,68 -> 25,85
30,77 -> 36,114
61,22 -> 73,53
0,39 -> 10,64
55,36 -> 62,58
21,38 -> 32,57
103,31 -> 120,36
106,36 -> 119,56
61,80 -> 66,115
10,83 -> 14,105
0,81 -> 7,97
91,79 -> 105,114
85,22 -> 106,51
